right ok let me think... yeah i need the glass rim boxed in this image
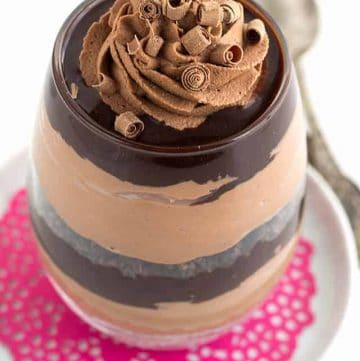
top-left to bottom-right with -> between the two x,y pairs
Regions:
52,0 -> 291,155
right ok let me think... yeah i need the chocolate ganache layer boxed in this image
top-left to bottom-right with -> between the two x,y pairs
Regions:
48,0 -> 292,188
29,175 -> 304,308
40,235 -> 298,333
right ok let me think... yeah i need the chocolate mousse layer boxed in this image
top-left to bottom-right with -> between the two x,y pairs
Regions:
29,174 -> 303,308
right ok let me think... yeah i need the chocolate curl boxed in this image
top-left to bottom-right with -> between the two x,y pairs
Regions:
115,112 -> 144,139
198,1 -> 222,27
138,0 -> 161,20
162,0 -> 192,21
181,25 -> 211,55
220,0 -> 243,24
210,44 -> 243,66
127,35 -> 141,55
70,83 -> 79,99
94,73 -> 117,95
181,64 -> 210,91
245,19 -> 266,44
145,35 -> 164,57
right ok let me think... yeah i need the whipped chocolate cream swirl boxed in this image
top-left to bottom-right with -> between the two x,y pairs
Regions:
80,0 -> 269,130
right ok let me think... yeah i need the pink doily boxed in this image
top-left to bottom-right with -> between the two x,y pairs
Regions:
0,190 -> 316,361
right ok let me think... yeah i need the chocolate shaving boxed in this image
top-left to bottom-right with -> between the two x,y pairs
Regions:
127,35 -> 141,54
145,35 -> 164,56
181,25 -> 211,55
198,1 -> 222,27
245,19 -> 266,45
115,112 -> 144,138
138,0 -> 161,20
220,0 -> 243,25
70,83 -> 79,99
94,73 -> 117,95
162,0 -> 192,21
181,63 -> 210,91
210,44 -> 243,66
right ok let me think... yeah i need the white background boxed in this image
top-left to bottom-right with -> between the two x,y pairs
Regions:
0,1 -> 359,360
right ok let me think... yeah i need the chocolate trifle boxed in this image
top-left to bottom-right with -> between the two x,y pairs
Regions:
29,0 -> 307,349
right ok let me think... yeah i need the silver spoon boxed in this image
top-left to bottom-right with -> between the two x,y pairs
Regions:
258,0 -> 360,257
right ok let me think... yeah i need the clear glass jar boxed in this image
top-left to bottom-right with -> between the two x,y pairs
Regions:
28,0 -> 307,349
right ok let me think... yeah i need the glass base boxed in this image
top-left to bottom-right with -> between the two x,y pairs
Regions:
48,276 -> 238,350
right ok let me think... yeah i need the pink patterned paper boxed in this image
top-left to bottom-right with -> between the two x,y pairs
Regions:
0,190 -> 316,361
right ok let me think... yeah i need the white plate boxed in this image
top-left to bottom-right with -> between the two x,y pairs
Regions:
0,151 -> 358,361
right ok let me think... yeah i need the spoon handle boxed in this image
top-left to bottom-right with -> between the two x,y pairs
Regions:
296,62 -> 360,259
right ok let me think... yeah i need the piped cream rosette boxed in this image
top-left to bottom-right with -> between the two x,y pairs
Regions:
80,0 -> 269,132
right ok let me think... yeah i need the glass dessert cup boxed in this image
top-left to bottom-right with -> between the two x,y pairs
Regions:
28,0 -> 307,350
